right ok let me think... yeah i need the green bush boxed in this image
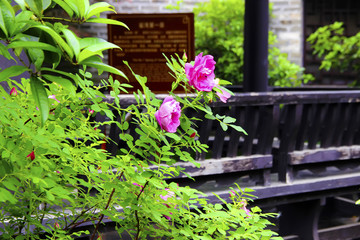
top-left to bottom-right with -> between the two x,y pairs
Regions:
193,0 -> 314,87
307,21 -> 360,86
0,0 -> 282,239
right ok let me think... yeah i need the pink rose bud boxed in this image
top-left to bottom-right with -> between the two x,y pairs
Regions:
185,52 -> 216,92
155,96 -> 181,133
27,151 -> 35,160
229,190 -> 236,197
89,109 -> 94,114
54,222 -> 60,229
182,52 -> 188,62
190,132 -> 196,138
216,88 -> 232,103
10,87 -> 18,96
133,183 -> 144,189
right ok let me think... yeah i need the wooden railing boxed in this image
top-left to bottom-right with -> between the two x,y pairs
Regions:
102,90 -> 360,240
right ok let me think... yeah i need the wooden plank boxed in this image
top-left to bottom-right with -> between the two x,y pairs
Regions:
319,222 -> 360,240
288,146 -> 360,165
242,106 -> 259,155
212,107 -> 228,159
172,155 -> 273,178
227,106 -> 245,157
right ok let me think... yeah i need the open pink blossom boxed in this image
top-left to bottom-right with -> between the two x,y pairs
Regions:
240,201 -> 251,217
10,87 -> 18,96
185,52 -> 216,92
48,95 -> 60,103
155,96 -> 181,133
27,151 -> 35,160
89,109 -> 95,114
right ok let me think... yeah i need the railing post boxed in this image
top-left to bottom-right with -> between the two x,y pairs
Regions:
243,0 -> 269,92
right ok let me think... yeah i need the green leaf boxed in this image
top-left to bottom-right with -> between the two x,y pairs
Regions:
220,121 -> 228,131
30,76 -> 49,127
63,0 -> 79,16
0,0 -> 15,38
75,0 -> 88,18
42,74 -> 76,96
11,10 -> 33,36
53,0 -> 73,17
223,116 -> 236,124
86,2 -> 116,18
7,41 -> 61,54
86,18 -> 129,30
62,28 -> 80,59
0,188 -> 17,204
81,56 -> 127,79
0,43 -> 13,60
0,65 -> 28,79
165,132 -> 181,142
79,37 -> 103,49
31,25 -> 73,59
78,42 -> 119,63
28,48 -> 44,71
25,0 -> 42,17
229,124 -> 247,134
14,0 -> 26,10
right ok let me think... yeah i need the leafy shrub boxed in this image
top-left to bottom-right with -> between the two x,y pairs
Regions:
0,0 -> 282,239
307,21 -> 360,86
193,0 -> 314,87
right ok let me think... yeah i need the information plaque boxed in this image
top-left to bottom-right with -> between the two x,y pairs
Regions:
107,13 -> 195,92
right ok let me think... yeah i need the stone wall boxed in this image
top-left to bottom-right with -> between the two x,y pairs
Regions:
270,0 -> 303,66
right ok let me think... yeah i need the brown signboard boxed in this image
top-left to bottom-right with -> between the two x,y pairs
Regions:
107,13 -> 195,92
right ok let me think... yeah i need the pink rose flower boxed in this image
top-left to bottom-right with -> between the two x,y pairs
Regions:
155,96 -> 181,133
185,52 -> 216,92
10,87 -> 18,96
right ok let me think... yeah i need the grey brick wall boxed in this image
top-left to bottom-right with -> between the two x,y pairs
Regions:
270,0 -> 303,66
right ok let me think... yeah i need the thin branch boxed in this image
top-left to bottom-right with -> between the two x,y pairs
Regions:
89,171 -> 124,240
134,179 -> 151,240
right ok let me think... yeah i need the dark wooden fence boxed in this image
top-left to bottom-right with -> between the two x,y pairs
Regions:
103,90 -> 360,240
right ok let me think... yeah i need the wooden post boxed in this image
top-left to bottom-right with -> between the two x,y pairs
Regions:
243,0 -> 269,92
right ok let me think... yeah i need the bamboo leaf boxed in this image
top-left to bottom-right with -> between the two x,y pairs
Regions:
30,76 -> 49,127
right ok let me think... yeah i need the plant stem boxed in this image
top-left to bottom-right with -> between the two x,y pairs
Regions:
134,179 -> 151,240
89,171 -> 124,240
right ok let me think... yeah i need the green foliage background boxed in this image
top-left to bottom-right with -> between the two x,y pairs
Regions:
193,0 -> 314,87
307,21 -> 360,86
